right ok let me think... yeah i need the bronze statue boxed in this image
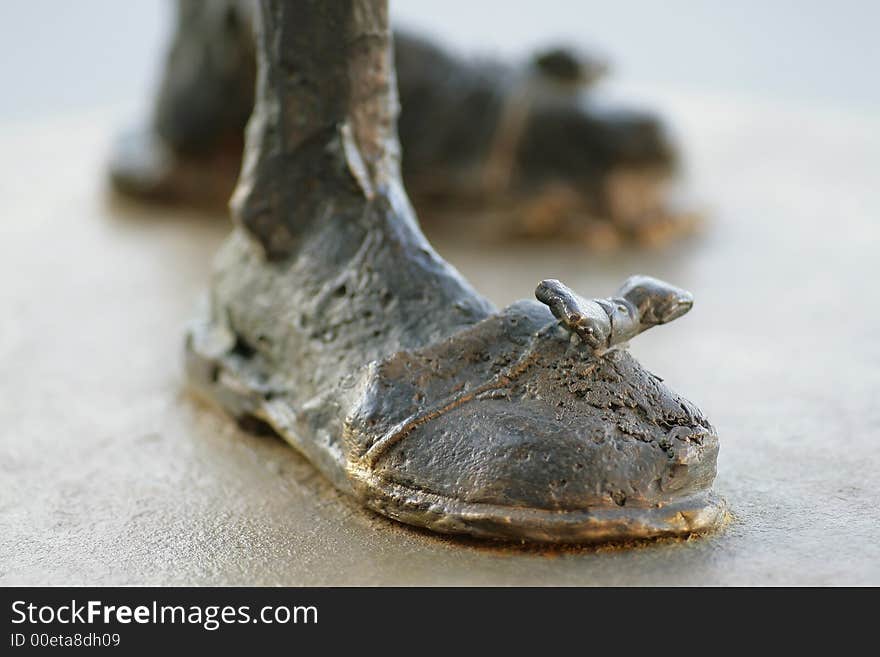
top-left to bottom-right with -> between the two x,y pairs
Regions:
185,0 -> 724,542
111,0 -> 697,247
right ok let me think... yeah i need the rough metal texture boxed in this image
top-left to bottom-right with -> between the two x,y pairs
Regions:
109,0 -> 693,246
184,0 -> 723,543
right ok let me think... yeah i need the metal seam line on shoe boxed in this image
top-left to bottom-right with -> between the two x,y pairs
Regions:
360,326 -> 554,468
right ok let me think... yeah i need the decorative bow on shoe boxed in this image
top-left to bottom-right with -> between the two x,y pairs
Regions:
535,275 -> 693,352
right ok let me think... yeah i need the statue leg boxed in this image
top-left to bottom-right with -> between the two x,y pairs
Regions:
108,0 -> 697,247
185,0 -> 724,543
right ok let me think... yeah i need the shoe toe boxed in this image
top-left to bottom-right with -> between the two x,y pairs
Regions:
346,301 -> 718,516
